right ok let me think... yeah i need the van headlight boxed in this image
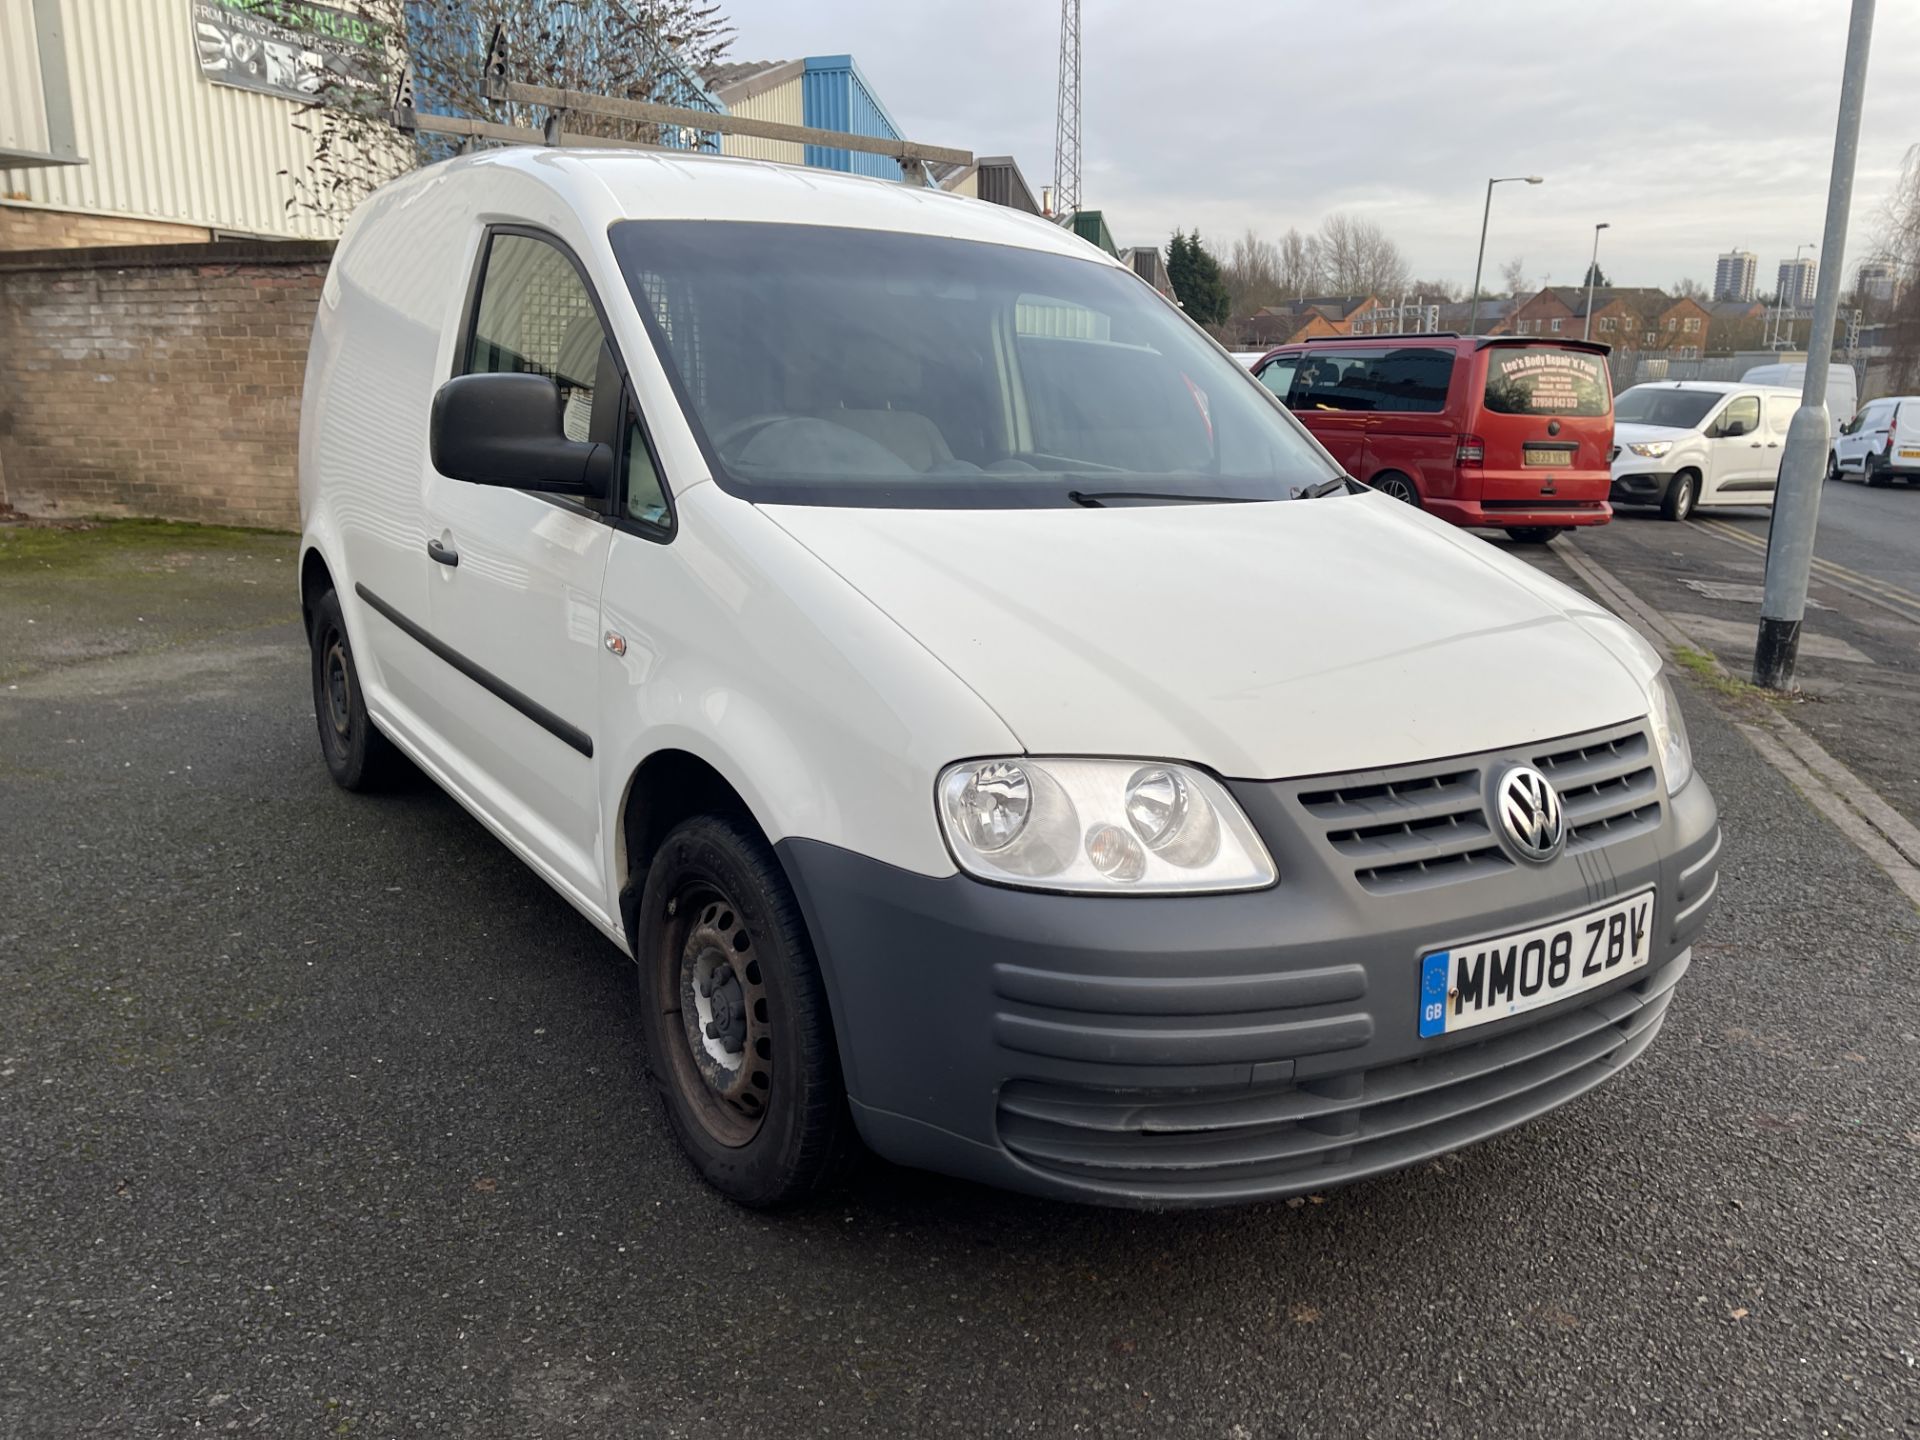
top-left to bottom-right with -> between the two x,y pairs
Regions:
1646,673 -> 1694,794
937,757 -> 1276,893
1626,441 -> 1673,458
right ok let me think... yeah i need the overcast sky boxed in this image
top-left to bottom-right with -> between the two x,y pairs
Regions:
719,0 -> 1920,293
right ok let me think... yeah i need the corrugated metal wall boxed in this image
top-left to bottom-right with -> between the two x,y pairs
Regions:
1,0 -> 56,157
0,0 -> 342,238
719,75 -> 803,165
800,55 -> 901,182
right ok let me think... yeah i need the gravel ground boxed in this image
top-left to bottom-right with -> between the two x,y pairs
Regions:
1,561 -> 1917,1436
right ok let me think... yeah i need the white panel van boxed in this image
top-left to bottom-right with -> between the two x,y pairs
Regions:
299,149 -> 1720,1208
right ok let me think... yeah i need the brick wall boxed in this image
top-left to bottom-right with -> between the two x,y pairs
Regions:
0,205 -> 216,252
0,241 -> 332,529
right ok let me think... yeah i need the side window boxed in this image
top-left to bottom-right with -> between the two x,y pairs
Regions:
1257,357 -> 1299,401
1716,394 -> 1760,437
1369,347 -> 1453,414
1296,350 -> 1385,412
464,233 -> 609,443
624,412 -> 670,529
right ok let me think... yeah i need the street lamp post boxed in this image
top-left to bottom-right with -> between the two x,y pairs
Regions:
1582,223 -> 1610,341
1468,175 -> 1544,335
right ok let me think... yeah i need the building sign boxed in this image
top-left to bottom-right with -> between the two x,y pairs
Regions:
193,0 -> 385,106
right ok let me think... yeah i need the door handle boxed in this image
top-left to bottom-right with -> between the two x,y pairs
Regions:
427,537 -> 459,567
1766,442 -> 1779,448
1750,442 -> 1764,448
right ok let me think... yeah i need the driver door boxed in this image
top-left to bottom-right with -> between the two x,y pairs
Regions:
1701,393 -> 1766,502
419,227 -> 619,903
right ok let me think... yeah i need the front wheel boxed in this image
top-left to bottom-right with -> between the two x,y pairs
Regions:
635,815 -> 854,1207
1826,451 -> 1839,482
1503,527 -> 1558,545
1660,470 -> 1699,522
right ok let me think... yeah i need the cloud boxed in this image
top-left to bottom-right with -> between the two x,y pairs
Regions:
720,0 -> 1920,287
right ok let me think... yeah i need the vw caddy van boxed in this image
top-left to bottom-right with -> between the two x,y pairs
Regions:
1609,380 -> 1805,520
300,149 -> 1720,1209
1251,335 -> 1616,543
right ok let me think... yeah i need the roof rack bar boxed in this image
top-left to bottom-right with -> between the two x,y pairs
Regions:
1297,331 -> 1461,343
486,79 -> 973,168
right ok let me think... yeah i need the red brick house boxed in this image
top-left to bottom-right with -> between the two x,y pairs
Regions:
1243,295 -> 1379,347
1507,288 -> 1713,361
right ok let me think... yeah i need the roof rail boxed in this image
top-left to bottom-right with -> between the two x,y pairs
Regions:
1297,331 -> 1460,343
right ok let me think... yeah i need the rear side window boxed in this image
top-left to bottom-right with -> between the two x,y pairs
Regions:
1481,347 -> 1610,417
1367,348 -> 1453,414
464,233 -> 609,441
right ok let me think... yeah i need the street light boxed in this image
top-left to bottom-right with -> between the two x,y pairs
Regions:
1582,223 -> 1610,341
1468,175 -> 1544,335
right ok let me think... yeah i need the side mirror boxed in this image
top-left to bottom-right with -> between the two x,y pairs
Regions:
430,372 -> 612,499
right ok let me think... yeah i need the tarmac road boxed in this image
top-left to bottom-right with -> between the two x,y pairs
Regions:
1688,473 -> 1920,604
3,621 -> 1919,1437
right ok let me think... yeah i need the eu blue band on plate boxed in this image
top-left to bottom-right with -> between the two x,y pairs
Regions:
1419,950 -> 1451,1038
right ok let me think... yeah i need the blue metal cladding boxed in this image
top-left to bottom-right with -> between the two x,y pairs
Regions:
800,55 -> 903,182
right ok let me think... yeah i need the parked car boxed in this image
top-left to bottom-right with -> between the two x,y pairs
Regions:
1741,360 -> 1857,430
1609,380 -> 1802,520
299,148 -> 1719,1209
1250,334 -> 1615,544
1833,395 -> 1920,486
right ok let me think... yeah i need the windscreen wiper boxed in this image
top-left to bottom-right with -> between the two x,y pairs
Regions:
1066,489 -> 1258,508
1292,475 -> 1363,499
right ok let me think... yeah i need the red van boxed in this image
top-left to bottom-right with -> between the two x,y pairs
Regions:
1252,335 -> 1614,542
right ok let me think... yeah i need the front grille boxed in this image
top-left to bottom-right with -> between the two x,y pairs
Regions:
1295,721 -> 1660,893
1299,770 -> 1509,894
997,955 -> 1686,1195
1534,730 -> 1661,851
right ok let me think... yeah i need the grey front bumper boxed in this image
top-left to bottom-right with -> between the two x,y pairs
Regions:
780,734 -> 1721,1209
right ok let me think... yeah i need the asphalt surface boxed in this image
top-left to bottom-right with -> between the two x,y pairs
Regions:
1700,473 -> 1920,603
4,598 -> 1920,1436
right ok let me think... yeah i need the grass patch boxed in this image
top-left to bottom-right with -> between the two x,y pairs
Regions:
0,517 -> 294,570
1671,644 -> 1790,708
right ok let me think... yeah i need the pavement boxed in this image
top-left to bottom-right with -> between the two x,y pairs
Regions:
3,518 -> 1919,1438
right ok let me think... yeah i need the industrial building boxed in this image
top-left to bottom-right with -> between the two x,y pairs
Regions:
1,2 -> 1046,252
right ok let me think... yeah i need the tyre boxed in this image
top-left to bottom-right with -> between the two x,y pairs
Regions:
1825,451 -> 1839,482
309,587 -> 396,791
1659,470 -> 1699,522
1370,472 -> 1420,506
635,814 -> 854,1207
1865,455 -> 1892,488
1503,527 -> 1558,545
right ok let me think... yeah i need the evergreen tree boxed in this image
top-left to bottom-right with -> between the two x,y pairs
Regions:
1582,262 -> 1610,288
1167,229 -> 1230,326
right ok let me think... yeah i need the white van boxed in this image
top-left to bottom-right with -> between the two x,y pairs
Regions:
1609,380 -> 1804,520
1833,395 -> 1920,485
1741,360 -> 1857,430
299,149 -> 1719,1208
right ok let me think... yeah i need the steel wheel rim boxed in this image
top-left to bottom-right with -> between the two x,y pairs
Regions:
1675,479 -> 1693,519
666,886 -> 770,1148
321,629 -> 353,751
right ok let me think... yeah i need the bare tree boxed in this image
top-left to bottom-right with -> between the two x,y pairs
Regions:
1406,277 -> 1462,302
1276,227 -> 1321,300
1498,255 -> 1529,298
1879,145 -> 1920,393
1315,213 -> 1408,297
1223,228 -> 1282,320
1670,276 -> 1709,302
286,0 -> 734,224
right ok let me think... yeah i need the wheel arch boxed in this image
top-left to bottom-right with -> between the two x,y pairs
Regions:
299,543 -> 336,632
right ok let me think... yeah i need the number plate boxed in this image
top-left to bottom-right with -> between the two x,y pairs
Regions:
1522,446 -> 1569,466
1417,889 -> 1653,1038
1898,447 -> 1920,461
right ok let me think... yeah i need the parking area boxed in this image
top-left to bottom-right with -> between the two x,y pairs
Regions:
3,520 -> 1917,1437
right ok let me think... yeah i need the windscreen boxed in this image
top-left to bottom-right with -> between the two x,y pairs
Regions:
1614,386 -> 1721,429
1480,346 -> 1611,416
608,222 -> 1337,508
